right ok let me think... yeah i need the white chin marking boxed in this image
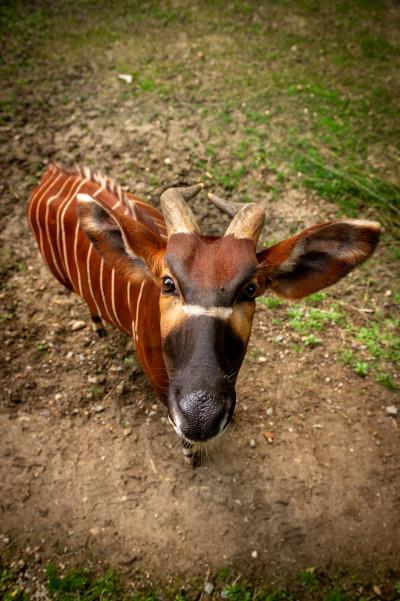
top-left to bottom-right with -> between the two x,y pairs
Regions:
183,304 -> 233,320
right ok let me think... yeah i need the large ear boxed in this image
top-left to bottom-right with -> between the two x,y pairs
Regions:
77,193 -> 166,281
257,219 -> 381,300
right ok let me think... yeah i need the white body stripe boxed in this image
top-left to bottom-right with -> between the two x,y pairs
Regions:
57,179 -> 86,282
86,244 -> 102,316
35,173 -> 63,266
44,175 -> 73,283
153,217 -> 166,228
135,280 -> 146,341
73,221 -> 84,296
99,257 -> 115,326
93,185 -> 106,198
182,305 -> 233,319
127,283 -> 136,348
110,268 -> 124,329
126,281 -> 132,313
28,166 -> 57,229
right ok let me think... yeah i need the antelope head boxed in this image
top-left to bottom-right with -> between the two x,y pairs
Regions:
158,187 -> 380,444
77,185 -> 380,446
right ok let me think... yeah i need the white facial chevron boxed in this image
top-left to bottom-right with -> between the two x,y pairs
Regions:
182,304 -> 233,319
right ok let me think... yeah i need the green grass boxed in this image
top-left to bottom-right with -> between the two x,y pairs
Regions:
123,353 -> 137,367
290,148 -> 400,228
89,384 -> 103,398
286,305 -> 344,335
360,35 -> 395,60
303,334 -> 322,347
376,372 -> 397,390
257,297 -> 284,309
258,293 -> 399,390
354,322 -> 400,363
1,1 -> 399,233
337,318 -> 400,384
353,361 -> 369,377
46,564 -> 124,600
0,311 -> 14,321
298,567 -> 318,589
1,559 -> 400,601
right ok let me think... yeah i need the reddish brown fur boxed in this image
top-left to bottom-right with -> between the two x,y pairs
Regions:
257,221 -> 380,299
165,233 -> 258,289
28,164 -> 380,419
28,164 -> 169,400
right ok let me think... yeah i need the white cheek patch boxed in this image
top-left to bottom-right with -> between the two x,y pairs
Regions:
182,304 -> 233,320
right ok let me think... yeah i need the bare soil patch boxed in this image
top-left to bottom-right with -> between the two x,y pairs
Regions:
0,0 -> 399,590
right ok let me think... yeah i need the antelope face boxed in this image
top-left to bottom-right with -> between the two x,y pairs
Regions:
157,188 -> 380,445
159,233 -> 264,443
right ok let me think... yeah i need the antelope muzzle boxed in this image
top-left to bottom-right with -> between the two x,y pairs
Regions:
168,378 -> 236,442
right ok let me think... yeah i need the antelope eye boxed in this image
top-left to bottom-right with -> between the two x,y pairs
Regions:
242,283 -> 257,299
162,276 -> 176,294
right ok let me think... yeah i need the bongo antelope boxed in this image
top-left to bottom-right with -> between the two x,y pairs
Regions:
28,163 -> 380,459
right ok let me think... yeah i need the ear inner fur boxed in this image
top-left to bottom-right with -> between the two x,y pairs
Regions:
257,219 -> 381,299
78,193 -> 166,277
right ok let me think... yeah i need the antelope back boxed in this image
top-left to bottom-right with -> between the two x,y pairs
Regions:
27,164 -> 168,397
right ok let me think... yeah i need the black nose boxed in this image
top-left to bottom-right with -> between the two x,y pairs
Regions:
171,390 -> 235,442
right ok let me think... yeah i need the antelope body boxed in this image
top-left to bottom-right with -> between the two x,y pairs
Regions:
28,163 -> 380,453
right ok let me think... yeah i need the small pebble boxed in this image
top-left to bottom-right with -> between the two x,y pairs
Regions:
119,553 -> 138,565
263,431 -> 274,443
386,405 -> 398,416
70,320 -> 86,332
204,582 -> 214,595
251,550 -> 258,558
93,405 -> 105,413
250,439 -> 257,448
258,356 -> 267,363
266,407 -> 274,416
118,73 -> 133,84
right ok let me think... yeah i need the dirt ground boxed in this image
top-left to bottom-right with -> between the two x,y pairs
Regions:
0,0 -> 399,589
